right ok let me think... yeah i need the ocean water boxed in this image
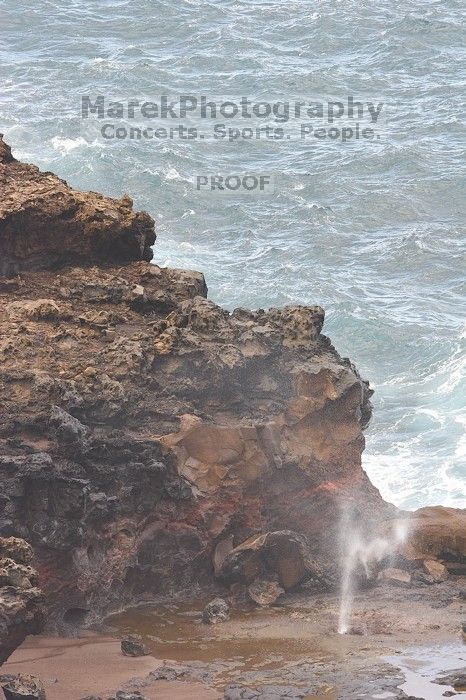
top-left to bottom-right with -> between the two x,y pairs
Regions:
1,0 -> 464,510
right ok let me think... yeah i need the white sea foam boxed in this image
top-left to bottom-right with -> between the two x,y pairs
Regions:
51,136 -> 89,154
338,506 -> 409,635
163,167 -> 190,183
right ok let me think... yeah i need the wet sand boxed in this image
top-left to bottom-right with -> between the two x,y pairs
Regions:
106,582 -> 466,676
3,580 -> 465,699
3,635 -> 221,700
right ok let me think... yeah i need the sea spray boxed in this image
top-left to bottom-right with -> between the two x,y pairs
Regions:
338,506 -> 409,635
337,504 -> 359,635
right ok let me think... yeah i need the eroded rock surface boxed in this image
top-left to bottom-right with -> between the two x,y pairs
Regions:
0,673 -> 46,700
218,530 -> 323,591
120,635 -> 149,658
202,598 -> 230,624
377,568 -> 411,588
381,506 -> 466,582
399,507 -> 466,563
0,135 -> 155,275
0,538 -> 44,665
247,579 -> 284,606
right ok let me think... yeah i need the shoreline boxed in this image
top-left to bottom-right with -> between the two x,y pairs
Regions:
4,581 -> 465,699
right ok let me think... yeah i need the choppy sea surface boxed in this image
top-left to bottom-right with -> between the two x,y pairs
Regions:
1,0 -> 465,510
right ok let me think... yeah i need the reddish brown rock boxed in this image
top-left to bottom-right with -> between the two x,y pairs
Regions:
0,136 -> 15,164
423,559 -> 448,583
377,568 -> 411,587
0,135 -> 155,276
385,506 -> 466,566
218,530 -> 322,590
0,137 -> 394,626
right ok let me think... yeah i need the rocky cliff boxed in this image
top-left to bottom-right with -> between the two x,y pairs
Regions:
3,135 -> 461,637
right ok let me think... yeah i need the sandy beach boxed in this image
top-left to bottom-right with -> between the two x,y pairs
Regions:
2,634 -> 221,700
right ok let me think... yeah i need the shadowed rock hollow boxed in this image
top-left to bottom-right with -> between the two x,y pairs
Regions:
1,136 -> 463,636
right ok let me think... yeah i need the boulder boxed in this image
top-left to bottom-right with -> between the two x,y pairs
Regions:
6,299 -> 65,322
422,559 -> 448,583
0,674 -> 46,700
49,405 -> 90,453
0,136 -> 14,163
218,531 -> 322,591
202,598 -> 230,624
247,579 -> 284,606
387,507 -> 466,563
149,665 -> 187,681
411,569 -> 435,585
377,568 -> 411,587
120,635 -> 149,657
